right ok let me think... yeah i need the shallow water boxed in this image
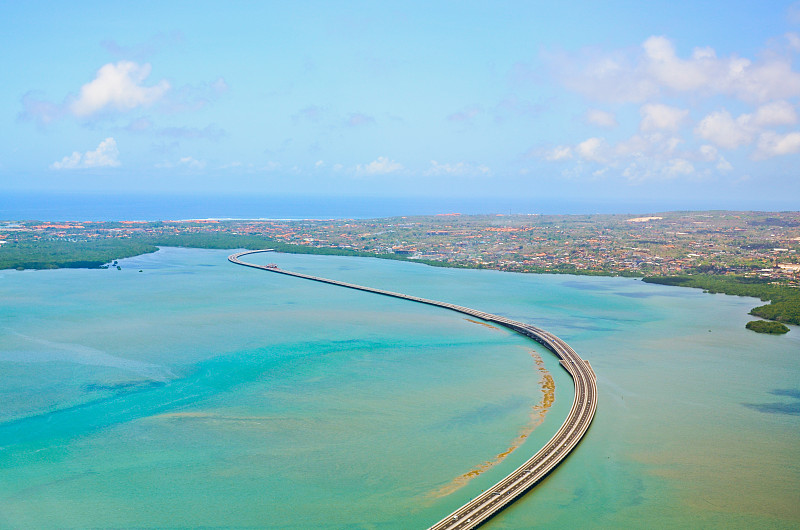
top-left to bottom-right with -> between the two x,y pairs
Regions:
0,248 -> 797,528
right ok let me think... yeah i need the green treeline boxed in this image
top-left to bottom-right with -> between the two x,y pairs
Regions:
745,320 -> 790,334
643,274 -> 800,326
0,239 -> 159,270
0,233 -> 416,270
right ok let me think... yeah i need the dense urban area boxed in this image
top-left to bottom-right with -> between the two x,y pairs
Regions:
2,210 -> 799,332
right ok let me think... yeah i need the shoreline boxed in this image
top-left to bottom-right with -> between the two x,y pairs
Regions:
6,242 -> 794,332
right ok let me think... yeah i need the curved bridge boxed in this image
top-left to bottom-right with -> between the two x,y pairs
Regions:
229,250 -> 597,529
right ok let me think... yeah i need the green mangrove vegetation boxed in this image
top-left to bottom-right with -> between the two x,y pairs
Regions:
0,232 -> 418,271
745,320 -> 790,334
643,274 -> 800,327
0,238 -> 159,270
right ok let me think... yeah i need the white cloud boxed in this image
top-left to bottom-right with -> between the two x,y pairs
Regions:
730,59 -> 800,103
50,138 -> 120,169
664,136 -> 683,154
639,103 -> 688,132
21,64 -> 223,125
694,103 -> 798,152
716,156 -> 733,172
51,152 -> 82,170
156,155 -> 207,170
621,158 -> 657,182
620,156 -> 697,182
752,100 -> 797,127
425,161 -> 490,176
541,33 -> 800,177
356,156 -> 403,175
699,144 -> 719,161
664,158 -> 695,176
70,61 -> 170,117
541,131 -> 733,181
585,109 -> 617,128
694,109 -> 755,149
178,156 -> 205,169
545,146 -> 573,161
755,131 -> 800,158
554,35 -> 800,104
642,36 -> 711,93
551,48 -> 657,102
614,134 -> 650,158
576,137 -> 608,162
698,143 -> 732,171
618,133 -> 682,157
623,156 -> 700,182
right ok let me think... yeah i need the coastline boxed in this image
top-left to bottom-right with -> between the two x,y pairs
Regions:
3,239 -> 794,332
3,209 -> 797,332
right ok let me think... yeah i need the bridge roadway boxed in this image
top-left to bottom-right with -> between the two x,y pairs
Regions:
228,250 -> 597,529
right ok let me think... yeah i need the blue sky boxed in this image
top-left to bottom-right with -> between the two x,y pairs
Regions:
2,1 -> 800,209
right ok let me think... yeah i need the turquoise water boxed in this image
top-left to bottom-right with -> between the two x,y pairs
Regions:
1,248 -> 798,528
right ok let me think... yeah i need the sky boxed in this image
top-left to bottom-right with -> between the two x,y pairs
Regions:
2,1 -> 800,210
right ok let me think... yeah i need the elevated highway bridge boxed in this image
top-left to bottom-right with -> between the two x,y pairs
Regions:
229,250 -> 597,529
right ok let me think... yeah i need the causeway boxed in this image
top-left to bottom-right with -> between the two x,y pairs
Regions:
229,249 -> 597,529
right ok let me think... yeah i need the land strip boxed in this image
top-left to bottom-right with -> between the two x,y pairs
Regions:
2,211 -> 798,329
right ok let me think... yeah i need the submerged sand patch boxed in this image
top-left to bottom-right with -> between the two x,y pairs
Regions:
430,350 -> 555,498
465,318 -> 500,330
148,411 -> 279,423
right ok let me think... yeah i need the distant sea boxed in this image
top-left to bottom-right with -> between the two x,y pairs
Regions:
2,191 -> 793,221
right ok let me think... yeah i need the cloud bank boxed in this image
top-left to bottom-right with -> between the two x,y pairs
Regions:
356,156 -> 403,175
51,138 -> 120,169
540,33 -> 800,180
70,61 -> 170,117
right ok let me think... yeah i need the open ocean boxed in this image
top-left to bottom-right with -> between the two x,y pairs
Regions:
3,191 -> 795,221
0,247 -> 798,528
